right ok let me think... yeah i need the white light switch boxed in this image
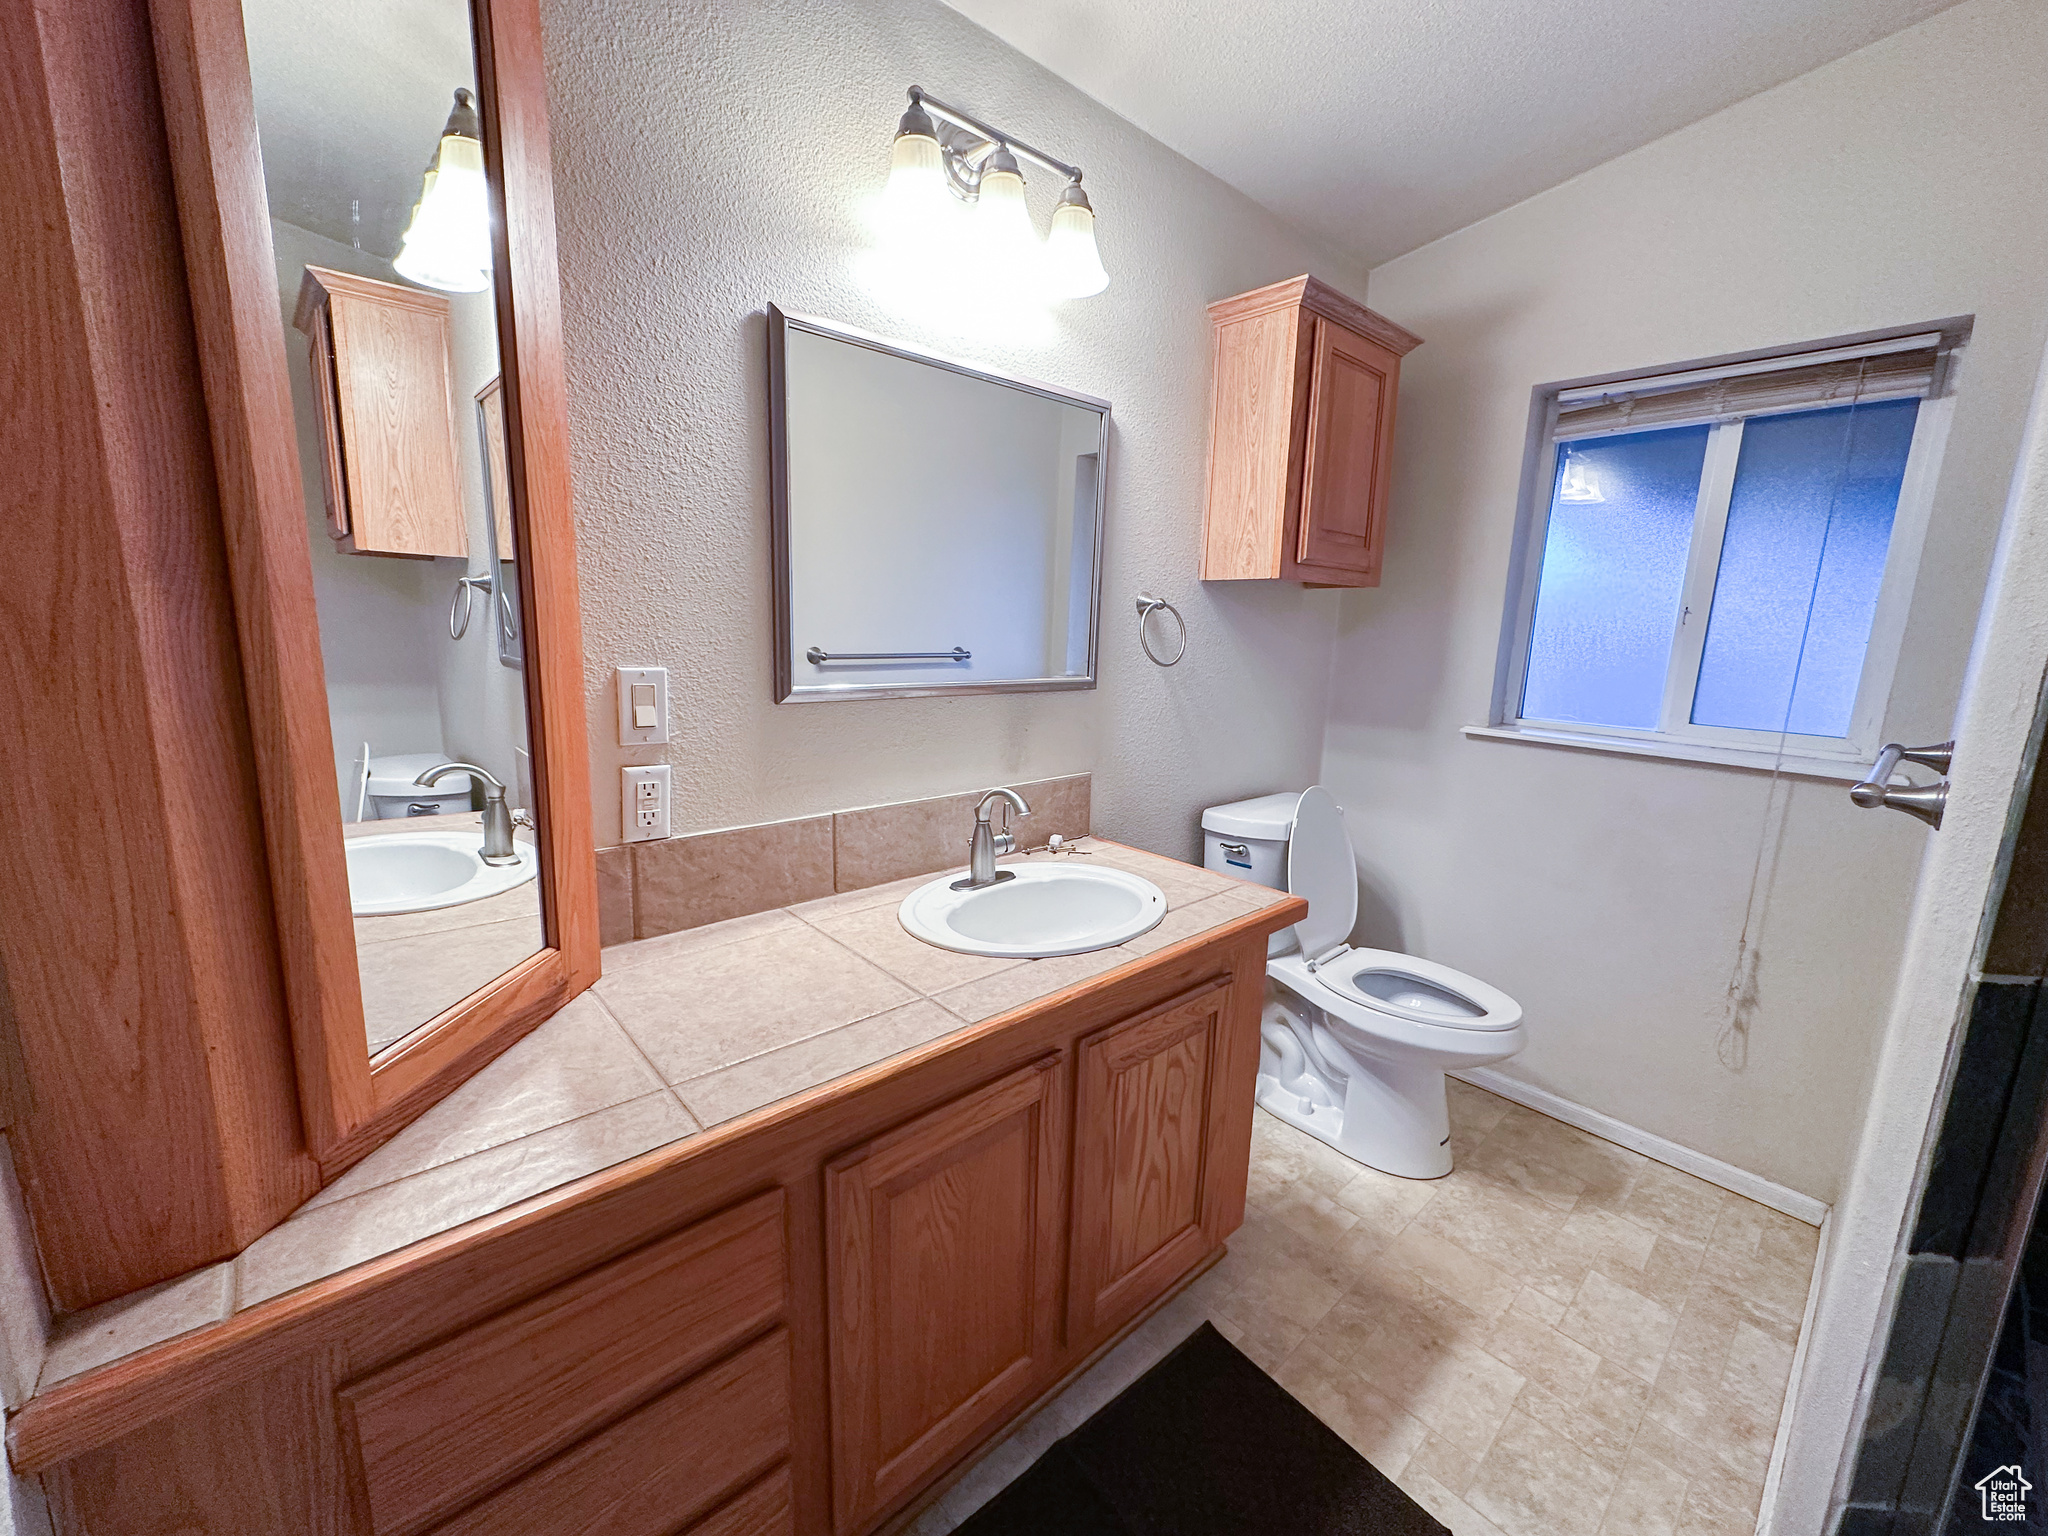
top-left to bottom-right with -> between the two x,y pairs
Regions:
615,667 -> 669,746
621,764 -> 671,842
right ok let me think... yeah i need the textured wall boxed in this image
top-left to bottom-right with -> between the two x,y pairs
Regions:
1324,0 -> 2048,1202
541,0 -> 1372,854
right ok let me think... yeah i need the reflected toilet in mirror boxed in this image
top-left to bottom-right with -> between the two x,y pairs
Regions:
244,0 -> 543,1057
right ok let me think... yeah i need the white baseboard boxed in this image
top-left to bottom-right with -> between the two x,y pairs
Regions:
1451,1068 -> 1830,1227
1757,1208 -> 1834,1534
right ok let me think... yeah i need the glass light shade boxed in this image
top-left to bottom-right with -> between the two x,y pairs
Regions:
883,129 -> 949,233
1045,198 -> 1109,298
394,133 -> 491,293
972,165 -> 1041,287
1556,450 -> 1604,503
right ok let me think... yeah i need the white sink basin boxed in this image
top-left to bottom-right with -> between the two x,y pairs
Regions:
346,830 -> 539,917
898,863 -> 1166,959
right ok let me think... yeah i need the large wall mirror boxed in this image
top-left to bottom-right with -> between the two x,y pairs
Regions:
246,0 -> 539,1058
167,0 -> 598,1173
768,308 -> 1110,702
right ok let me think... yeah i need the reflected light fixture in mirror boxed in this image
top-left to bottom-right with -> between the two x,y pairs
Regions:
1557,445 -> 1606,503
395,88 -> 492,293
882,86 -> 1109,300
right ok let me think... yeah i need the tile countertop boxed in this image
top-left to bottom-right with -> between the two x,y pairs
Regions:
35,840 -> 1291,1395
345,812 -> 546,1052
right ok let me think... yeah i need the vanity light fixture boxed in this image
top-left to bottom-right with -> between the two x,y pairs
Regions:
883,86 -> 1109,299
394,88 -> 492,294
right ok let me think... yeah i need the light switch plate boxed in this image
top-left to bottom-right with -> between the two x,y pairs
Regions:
615,666 -> 669,747
621,764 -> 671,843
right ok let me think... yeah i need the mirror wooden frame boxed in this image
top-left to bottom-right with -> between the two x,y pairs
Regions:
149,0 -> 598,1174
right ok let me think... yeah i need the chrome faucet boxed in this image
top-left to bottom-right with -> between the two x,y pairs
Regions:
954,787 -> 1032,890
415,762 -> 524,866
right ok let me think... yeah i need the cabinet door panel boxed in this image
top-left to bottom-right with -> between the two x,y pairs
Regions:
328,287 -> 466,557
1298,320 -> 1399,578
827,1056 -> 1066,1533
1069,979 -> 1234,1341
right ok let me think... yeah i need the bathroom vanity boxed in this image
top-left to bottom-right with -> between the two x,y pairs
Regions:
1,0 -> 1310,1528
11,845 -> 1304,1536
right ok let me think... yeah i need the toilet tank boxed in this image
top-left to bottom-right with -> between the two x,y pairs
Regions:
1201,792 -> 1301,956
365,753 -> 472,820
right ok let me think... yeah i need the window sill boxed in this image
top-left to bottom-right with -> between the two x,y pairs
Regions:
1460,723 -> 1875,782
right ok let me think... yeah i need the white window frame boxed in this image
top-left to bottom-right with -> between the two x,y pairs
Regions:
1470,325 -> 1965,781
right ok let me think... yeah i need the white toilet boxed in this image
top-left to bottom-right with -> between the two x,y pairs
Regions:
1202,787 -> 1525,1179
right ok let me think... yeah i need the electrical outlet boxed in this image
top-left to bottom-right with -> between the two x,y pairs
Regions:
615,667 -> 669,747
621,765 -> 671,842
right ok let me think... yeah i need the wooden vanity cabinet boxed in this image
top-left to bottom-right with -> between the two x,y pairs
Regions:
294,265 -> 469,559
21,913 -> 1298,1536
1199,274 -> 1422,588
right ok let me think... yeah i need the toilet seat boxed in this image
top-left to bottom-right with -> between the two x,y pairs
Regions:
1238,784 -> 1527,1180
1277,786 -> 1521,1035
1305,946 -> 1520,1032
1269,951 -> 1523,1061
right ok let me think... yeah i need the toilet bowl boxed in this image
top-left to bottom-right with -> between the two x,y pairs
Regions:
1202,786 -> 1525,1179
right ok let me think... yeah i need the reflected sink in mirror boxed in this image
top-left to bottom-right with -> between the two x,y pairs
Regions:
898,864 -> 1166,959
346,830 -> 538,917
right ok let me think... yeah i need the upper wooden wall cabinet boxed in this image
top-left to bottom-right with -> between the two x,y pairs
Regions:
1199,275 -> 1422,588
293,265 -> 468,559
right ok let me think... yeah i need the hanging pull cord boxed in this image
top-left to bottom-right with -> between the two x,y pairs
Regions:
1717,360 -> 1872,1072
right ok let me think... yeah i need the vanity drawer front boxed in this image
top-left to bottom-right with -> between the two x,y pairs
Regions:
685,1467 -> 796,1536
343,1190 -> 787,1536
428,1329 -> 792,1536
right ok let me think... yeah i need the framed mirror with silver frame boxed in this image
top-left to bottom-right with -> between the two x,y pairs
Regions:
768,305 -> 1110,702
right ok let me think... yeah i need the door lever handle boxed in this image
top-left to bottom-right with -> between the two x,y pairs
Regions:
1850,740 -> 1954,830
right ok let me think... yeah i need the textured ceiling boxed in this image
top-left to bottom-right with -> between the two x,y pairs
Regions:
242,0 -> 476,256
937,0 -> 1969,264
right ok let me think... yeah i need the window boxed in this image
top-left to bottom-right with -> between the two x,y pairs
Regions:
1486,329 -> 1961,773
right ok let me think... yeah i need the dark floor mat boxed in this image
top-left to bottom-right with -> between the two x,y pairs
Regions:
954,1322 -> 1449,1536
947,1443 -> 1129,1536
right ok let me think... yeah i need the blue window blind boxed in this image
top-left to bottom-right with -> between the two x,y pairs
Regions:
1690,399 -> 1919,737
1520,425 -> 1710,729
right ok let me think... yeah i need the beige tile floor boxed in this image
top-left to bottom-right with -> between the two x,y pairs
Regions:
916,1084 -> 1819,1536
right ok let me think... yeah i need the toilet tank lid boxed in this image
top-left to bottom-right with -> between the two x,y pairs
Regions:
365,753 -> 467,797
1200,792 -> 1301,840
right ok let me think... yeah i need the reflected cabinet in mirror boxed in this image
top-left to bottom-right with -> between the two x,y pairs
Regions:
768,307 -> 1110,702
164,0 -> 597,1172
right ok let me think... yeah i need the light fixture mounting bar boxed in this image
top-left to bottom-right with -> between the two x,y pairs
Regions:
908,86 -> 1083,183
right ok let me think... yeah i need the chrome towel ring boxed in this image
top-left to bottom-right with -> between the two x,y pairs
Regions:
449,572 -> 494,640
1135,594 -> 1187,667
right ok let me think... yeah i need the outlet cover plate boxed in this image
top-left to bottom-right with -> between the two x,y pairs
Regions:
621,764 -> 671,843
